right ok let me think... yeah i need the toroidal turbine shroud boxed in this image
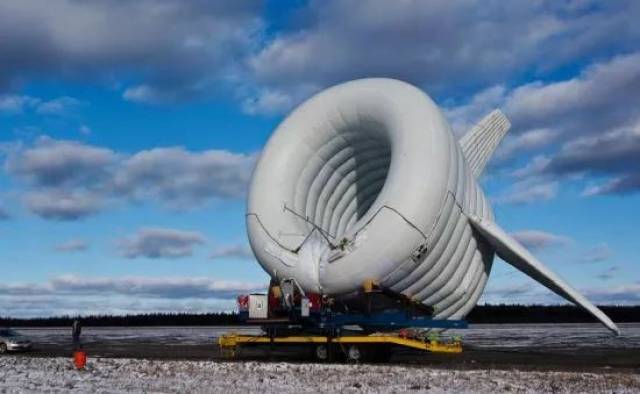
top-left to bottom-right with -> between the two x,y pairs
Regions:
247,78 -> 492,319
247,78 -> 619,333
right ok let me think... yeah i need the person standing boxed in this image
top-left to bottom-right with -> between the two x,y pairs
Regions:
71,319 -> 82,349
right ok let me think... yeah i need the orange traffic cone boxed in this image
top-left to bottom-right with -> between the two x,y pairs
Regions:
73,350 -> 87,369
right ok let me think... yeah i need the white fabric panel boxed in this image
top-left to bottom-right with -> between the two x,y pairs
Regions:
389,193 -> 458,291
425,228 -> 477,307
437,251 -> 483,318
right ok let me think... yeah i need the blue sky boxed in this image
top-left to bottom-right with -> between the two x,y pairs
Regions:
0,0 -> 639,317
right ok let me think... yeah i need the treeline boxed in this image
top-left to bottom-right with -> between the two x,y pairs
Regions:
2,305 -> 639,327
467,304 -> 640,324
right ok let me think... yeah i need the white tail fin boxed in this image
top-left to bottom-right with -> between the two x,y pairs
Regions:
459,109 -> 511,177
467,214 -> 619,335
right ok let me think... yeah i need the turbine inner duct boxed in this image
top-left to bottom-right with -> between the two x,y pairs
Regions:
293,121 -> 392,241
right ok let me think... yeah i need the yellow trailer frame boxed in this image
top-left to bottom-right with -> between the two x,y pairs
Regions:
218,333 -> 462,359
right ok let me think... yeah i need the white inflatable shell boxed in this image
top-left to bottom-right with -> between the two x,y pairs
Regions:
247,78 -> 619,333
248,78 -> 484,316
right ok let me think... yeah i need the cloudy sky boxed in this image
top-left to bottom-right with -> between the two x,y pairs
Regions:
1,0 -> 639,317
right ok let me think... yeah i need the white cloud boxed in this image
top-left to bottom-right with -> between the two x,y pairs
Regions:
78,125 -> 92,135
446,52 -> 640,199
0,95 -> 40,113
495,180 -> 558,205
24,189 -> 103,221
54,238 -> 88,253
504,53 -> 640,133
494,129 -> 558,162
4,137 -> 256,219
511,156 -> 553,179
35,96 -> 84,115
449,51 -> 640,144
5,137 -> 114,220
49,275 -> 260,298
583,282 -> 640,304
241,89 -> 296,116
113,147 -> 256,207
1,0 -> 638,119
511,230 -> 570,251
248,1 -> 640,115
0,1 -> 262,103
483,282 -> 536,297
122,84 -> 197,104
545,125 -> 640,195
122,85 -> 161,103
0,295 -> 238,318
479,282 -> 552,305
117,227 -> 206,259
445,85 -> 508,137
0,275 -> 266,317
209,244 -> 254,260
481,278 -> 640,305
499,120 -> 640,197
583,174 -> 640,197
580,243 -> 612,263
5,136 -> 116,187
0,94 -> 84,116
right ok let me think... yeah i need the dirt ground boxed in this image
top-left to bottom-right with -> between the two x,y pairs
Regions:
4,329 -> 640,393
12,340 -> 640,373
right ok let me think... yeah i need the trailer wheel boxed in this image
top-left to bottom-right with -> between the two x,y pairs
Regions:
346,344 -> 362,363
315,344 -> 329,362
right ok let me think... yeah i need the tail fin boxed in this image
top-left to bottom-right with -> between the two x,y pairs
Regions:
459,109 -> 511,177
467,214 -> 619,335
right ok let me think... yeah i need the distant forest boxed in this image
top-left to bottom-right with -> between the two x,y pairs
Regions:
466,304 -> 640,324
2,305 -> 639,327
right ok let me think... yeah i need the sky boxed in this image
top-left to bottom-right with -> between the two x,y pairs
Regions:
0,0 -> 639,317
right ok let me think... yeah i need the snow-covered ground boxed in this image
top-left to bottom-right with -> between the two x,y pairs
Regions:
1,356 -> 639,393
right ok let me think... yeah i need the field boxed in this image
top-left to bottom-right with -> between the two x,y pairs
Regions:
2,356 -> 640,393
2,323 -> 639,392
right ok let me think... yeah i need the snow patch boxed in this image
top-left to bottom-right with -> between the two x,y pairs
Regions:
1,357 -> 639,393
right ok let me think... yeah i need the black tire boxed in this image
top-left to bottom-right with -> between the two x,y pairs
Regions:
345,344 -> 362,363
314,344 -> 329,362
0,343 -> 7,354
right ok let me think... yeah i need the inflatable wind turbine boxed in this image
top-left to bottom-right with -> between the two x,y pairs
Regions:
246,78 -> 619,335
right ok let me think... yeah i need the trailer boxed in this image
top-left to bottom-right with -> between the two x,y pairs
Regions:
219,332 -> 462,362
219,279 -> 466,362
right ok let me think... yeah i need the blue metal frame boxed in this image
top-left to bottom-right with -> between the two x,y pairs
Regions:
239,310 -> 467,330
318,311 -> 467,330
